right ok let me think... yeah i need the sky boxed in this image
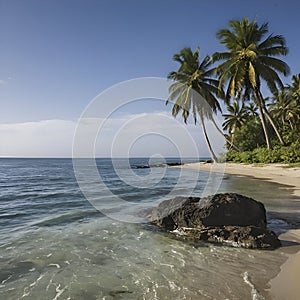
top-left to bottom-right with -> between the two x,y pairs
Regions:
0,0 -> 299,157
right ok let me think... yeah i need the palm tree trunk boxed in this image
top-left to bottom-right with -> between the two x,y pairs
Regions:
210,117 -> 241,152
230,124 -> 236,150
257,105 -> 272,150
200,115 -> 218,162
230,133 -> 235,149
262,107 -> 285,145
255,90 -> 272,150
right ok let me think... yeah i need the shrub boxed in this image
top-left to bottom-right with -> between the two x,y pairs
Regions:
224,141 -> 300,164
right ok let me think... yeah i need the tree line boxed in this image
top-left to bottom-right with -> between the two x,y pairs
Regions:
167,17 -> 300,164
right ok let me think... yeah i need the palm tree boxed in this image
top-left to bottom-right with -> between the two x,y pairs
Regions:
269,89 -> 300,130
246,102 -> 259,118
213,17 -> 290,149
167,47 -> 223,162
288,73 -> 300,105
222,100 -> 248,147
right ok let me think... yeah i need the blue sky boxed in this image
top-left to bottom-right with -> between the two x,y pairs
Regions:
0,0 -> 299,157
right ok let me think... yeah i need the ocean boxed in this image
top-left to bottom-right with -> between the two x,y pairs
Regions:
0,158 -> 299,300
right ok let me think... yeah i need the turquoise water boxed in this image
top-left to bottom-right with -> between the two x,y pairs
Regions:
0,158 -> 299,299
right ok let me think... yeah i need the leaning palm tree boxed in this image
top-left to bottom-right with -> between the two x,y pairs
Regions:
223,100 -> 248,147
167,47 -> 224,162
213,17 -> 290,149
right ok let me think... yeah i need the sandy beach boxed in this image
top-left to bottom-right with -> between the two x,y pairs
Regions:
178,162 -> 300,299
179,162 -> 300,197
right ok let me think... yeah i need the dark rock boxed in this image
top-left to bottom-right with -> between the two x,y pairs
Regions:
134,165 -> 150,169
149,193 -> 266,230
166,162 -> 183,167
148,193 -> 281,249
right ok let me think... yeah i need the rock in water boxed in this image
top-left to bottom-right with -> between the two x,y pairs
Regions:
150,193 -> 267,229
148,193 -> 281,249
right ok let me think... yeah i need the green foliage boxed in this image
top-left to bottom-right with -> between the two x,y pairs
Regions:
275,124 -> 300,145
269,89 -> 300,132
223,103 -> 300,164
222,100 -> 248,132
225,141 -> 300,164
226,119 -> 266,151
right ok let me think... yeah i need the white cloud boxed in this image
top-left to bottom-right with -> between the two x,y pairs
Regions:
0,77 -> 13,85
0,113 -> 226,158
0,120 -> 76,157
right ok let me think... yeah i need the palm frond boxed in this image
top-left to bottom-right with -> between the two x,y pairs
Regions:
256,62 -> 284,93
259,56 -> 290,75
258,34 -> 286,49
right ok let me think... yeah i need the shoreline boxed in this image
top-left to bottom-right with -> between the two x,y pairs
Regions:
179,162 -> 300,197
177,162 -> 300,300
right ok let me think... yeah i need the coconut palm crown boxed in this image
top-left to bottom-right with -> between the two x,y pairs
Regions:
223,101 -> 248,134
167,47 -> 222,122
222,100 -> 248,148
167,47 -> 224,161
213,18 -> 290,149
213,18 -> 289,101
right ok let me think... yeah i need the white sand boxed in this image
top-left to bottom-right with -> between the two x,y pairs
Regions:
179,162 -> 300,196
177,162 -> 300,299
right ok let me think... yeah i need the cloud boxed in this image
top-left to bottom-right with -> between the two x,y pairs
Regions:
0,113 -> 226,158
0,77 -> 13,85
0,120 -> 76,157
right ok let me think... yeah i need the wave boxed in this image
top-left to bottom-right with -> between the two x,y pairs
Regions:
0,212 -> 28,219
243,272 -> 265,300
32,210 -> 103,227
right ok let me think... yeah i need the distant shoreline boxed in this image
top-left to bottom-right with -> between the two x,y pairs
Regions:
175,161 -> 300,300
